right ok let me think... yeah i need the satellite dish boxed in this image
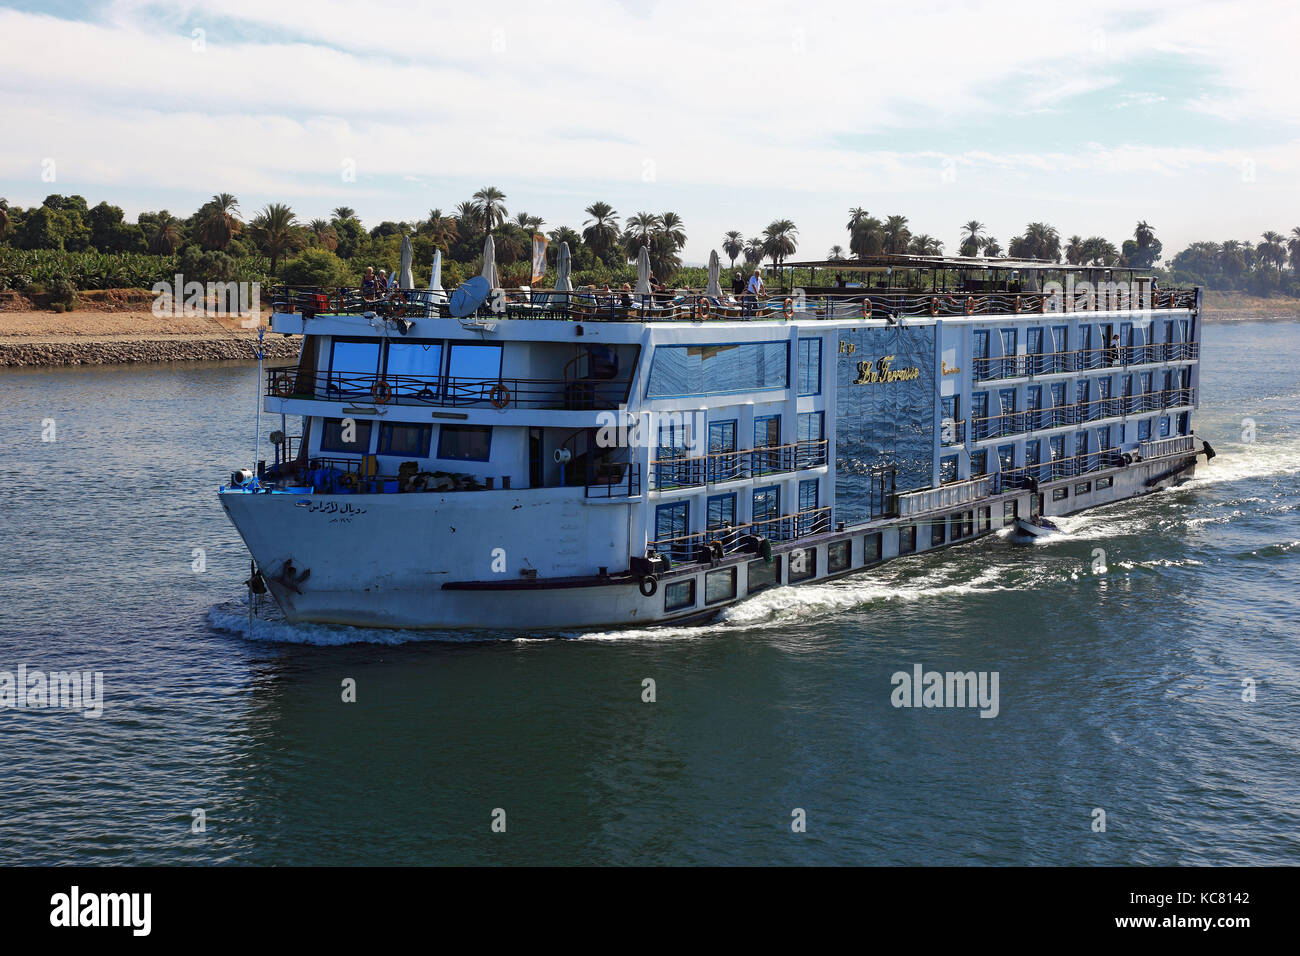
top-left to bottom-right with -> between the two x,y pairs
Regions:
449,276 -> 491,318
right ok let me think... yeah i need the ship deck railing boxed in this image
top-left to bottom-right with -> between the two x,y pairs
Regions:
648,506 -> 833,563
897,476 -> 995,518
968,389 -> 1195,440
972,342 -> 1199,382
997,448 -> 1125,488
269,285 -> 1199,324
266,367 -> 632,411
650,439 -> 829,490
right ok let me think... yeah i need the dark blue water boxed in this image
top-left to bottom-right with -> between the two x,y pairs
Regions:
1,320 -> 1297,865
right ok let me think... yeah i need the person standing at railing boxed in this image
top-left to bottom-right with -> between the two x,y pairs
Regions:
378,269 -> 391,292
743,269 -> 764,316
362,267 -> 379,301
731,272 -> 744,297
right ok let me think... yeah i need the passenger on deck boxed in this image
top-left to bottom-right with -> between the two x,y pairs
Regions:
377,269 -> 390,292
731,271 -> 745,296
361,267 -> 379,300
743,269 -> 764,316
619,283 -> 634,318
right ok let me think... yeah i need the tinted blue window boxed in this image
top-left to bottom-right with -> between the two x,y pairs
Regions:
797,411 -> 824,443
971,450 -> 987,475
754,415 -> 781,448
797,337 -> 822,395
939,455 -> 958,484
708,420 -> 736,453
1159,416 -> 1171,437
707,493 -> 736,530
655,501 -> 689,542
329,339 -> 381,394
378,423 -> 432,457
447,343 -> 502,383
385,341 -> 442,378
320,416 -> 372,453
798,478 -> 818,512
646,341 -> 789,398
437,424 -> 491,461
1138,418 -> 1152,440
752,485 -> 780,522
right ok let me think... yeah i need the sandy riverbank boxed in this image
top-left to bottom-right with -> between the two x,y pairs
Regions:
0,309 -> 299,367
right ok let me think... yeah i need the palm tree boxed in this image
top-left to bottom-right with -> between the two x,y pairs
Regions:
846,207 -> 869,234
1219,239 -> 1249,281
196,193 -> 240,251
453,200 -> 482,237
982,237 -> 1002,257
1079,236 -> 1118,266
1065,235 -> 1084,265
828,244 -> 846,260
660,212 -> 687,251
762,219 -> 798,270
959,220 -> 986,256
148,212 -> 183,254
908,234 -> 942,256
250,203 -> 301,275
581,202 -> 620,264
1020,222 -> 1062,261
1259,231 -> 1287,276
514,212 -> 544,233
882,215 -> 911,254
849,216 -> 884,258
547,225 -> 581,249
331,206 -> 356,223
722,230 -> 745,269
308,218 -> 338,252
622,212 -> 662,258
422,208 -> 458,251
471,186 -> 508,239
1289,227 -> 1300,272
743,237 -> 766,267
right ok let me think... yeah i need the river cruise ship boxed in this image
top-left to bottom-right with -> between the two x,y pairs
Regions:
220,253 -> 1209,630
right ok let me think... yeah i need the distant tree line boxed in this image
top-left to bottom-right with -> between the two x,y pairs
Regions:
1,191 -> 1297,298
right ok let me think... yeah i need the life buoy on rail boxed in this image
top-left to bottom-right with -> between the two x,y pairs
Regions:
698,298 -> 711,320
861,298 -> 872,318
1013,296 -> 1022,314
489,383 -> 511,409
783,297 -> 795,319
964,296 -> 976,316
371,380 -> 393,404
274,375 -> 293,397
929,296 -> 941,317
638,574 -> 658,597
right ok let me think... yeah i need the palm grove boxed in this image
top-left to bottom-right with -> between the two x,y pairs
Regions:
2,190 -> 1299,307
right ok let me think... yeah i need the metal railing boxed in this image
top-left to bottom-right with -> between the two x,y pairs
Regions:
1000,448 -> 1124,488
650,439 -> 829,489
266,366 -> 632,411
269,285 -> 1199,324
648,506 -> 833,563
897,476 -> 993,518
584,460 -> 640,498
969,388 -> 1196,440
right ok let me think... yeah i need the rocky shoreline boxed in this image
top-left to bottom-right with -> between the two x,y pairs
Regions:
0,335 -> 301,367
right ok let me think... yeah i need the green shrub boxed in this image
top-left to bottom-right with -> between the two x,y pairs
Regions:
279,248 -> 354,288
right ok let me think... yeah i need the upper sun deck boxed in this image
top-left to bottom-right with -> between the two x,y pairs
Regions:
268,255 -> 1198,331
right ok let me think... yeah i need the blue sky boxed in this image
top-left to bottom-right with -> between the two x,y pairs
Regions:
2,0 -> 1297,265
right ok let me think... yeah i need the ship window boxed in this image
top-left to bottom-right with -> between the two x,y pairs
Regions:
863,532 -> 882,563
797,337 -> 822,395
931,521 -> 946,547
798,478 -> 819,513
1097,476 -> 1113,490
797,411 -> 824,443
898,526 -> 917,554
788,547 -> 816,582
645,341 -> 789,398
828,540 -> 851,572
747,556 -> 781,593
971,450 -> 988,476
437,424 -> 492,461
1076,481 -> 1091,495
940,455 -> 958,484
1178,413 -> 1190,435
706,493 -> 736,531
752,486 -> 780,524
664,578 -> 696,612
1159,416 -> 1171,437
704,567 -> 737,605
1003,500 -> 1018,522
1052,487 -> 1069,502
949,513 -> 963,540
708,420 -> 737,453
320,416 -> 373,454
329,339 -> 382,394
378,423 -> 432,458
754,415 -> 781,448
385,341 -> 443,380
446,343 -> 503,385
1138,418 -> 1152,441
977,507 -> 991,533
655,501 -> 690,545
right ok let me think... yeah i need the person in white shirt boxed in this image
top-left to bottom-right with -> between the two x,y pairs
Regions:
743,270 -> 763,316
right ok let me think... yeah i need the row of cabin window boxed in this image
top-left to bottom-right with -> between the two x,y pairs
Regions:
319,418 -> 492,461
939,413 -> 1190,481
973,319 -> 1193,357
654,479 -> 821,540
946,368 -> 1193,419
662,532 -> 886,611
658,411 -> 825,455
643,338 -> 822,399
329,338 -> 502,383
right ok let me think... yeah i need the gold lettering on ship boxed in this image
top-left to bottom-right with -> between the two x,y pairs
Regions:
854,355 -> 921,385
941,360 -> 961,375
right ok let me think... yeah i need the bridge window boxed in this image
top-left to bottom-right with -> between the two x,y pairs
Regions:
447,343 -> 503,384
705,567 -> 737,604
378,422 -> 432,458
385,341 -> 443,379
664,579 -> 696,612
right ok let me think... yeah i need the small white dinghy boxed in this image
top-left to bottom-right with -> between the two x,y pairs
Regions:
1012,516 -> 1063,541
